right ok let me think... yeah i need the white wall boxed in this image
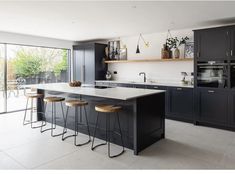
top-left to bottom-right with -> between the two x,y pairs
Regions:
108,29 -> 194,83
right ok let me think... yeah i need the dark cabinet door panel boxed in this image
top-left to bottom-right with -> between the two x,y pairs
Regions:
74,48 -> 84,81
229,91 -> 235,126
196,27 -> 229,60
167,87 -> 193,121
230,26 -> 235,60
84,46 -> 95,84
198,89 -> 228,125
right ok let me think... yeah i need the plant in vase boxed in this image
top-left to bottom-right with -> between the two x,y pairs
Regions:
166,36 -> 189,58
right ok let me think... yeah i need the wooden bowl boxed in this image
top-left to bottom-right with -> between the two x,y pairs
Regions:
69,81 -> 82,87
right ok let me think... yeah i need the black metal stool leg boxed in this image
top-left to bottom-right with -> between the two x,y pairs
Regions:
62,106 -> 69,140
108,113 -> 125,158
30,98 -> 45,129
51,102 -> 65,137
117,113 -> 125,152
75,106 -> 91,146
23,98 -> 29,125
91,112 -> 107,150
41,102 -> 51,133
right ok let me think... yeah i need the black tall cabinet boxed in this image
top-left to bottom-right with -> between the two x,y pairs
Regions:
194,25 -> 235,130
73,43 -> 107,84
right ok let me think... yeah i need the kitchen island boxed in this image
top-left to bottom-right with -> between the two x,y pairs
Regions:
31,83 -> 165,155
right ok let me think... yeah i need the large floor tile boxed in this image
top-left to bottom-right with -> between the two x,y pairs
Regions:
5,137 -> 79,169
36,146 -> 129,169
0,152 -> 25,169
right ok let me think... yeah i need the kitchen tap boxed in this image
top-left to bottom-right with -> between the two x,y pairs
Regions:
139,72 -> 146,83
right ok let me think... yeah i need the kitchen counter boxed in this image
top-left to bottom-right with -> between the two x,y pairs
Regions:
96,80 -> 194,88
32,83 -> 165,155
28,83 -> 165,100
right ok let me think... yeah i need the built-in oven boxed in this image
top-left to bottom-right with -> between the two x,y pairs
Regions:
197,61 -> 228,88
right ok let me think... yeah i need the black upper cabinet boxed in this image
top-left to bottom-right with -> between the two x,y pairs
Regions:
195,88 -> 228,125
167,87 -> 194,122
73,43 -> 107,84
229,26 -> 235,60
195,27 -> 229,60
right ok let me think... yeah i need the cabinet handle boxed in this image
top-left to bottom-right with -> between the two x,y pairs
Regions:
208,90 -> 215,93
231,50 -> 233,56
226,51 -> 229,57
153,86 -> 158,89
177,88 -> 182,90
197,52 -> 200,58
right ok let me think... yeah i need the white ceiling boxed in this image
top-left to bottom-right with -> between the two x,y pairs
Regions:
0,1 -> 235,41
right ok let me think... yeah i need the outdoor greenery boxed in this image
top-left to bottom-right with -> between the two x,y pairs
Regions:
12,50 -> 42,78
53,50 -> 68,77
11,48 -> 68,78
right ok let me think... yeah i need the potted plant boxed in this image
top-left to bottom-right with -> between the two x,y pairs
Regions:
167,36 -> 189,58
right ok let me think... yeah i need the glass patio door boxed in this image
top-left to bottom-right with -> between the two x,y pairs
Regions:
0,44 -> 6,113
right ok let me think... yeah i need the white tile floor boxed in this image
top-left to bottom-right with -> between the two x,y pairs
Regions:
0,111 -> 235,169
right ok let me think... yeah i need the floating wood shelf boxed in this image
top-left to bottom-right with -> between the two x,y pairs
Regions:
104,58 -> 193,63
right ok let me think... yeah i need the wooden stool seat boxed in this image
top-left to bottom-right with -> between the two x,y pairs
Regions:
65,100 -> 88,107
44,97 -> 65,103
26,93 -> 43,99
95,104 -> 122,113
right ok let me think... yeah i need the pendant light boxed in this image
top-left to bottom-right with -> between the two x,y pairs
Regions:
136,33 -> 149,54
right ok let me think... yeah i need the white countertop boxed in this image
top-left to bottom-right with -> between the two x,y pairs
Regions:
96,80 -> 194,88
27,83 -> 165,100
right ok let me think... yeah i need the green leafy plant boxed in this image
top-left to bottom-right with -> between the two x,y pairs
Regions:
166,36 -> 189,50
12,50 -> 42,78
53,50 -> 68,77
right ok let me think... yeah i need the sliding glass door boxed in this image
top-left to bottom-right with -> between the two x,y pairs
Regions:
0,44 -> 6,113
0,43 -> 70,113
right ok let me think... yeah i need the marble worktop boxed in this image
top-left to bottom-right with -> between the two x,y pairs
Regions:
27,83 -> 165,100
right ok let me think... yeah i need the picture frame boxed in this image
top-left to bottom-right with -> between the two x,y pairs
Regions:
184,42 -> 194,58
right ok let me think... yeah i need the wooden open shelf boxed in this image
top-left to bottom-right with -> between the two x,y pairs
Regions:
104,58 -> 193,63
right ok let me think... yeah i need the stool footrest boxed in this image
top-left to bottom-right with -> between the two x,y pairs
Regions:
41,127 -> 56,133
91,142 -> 107,150
109,149 -> 125,158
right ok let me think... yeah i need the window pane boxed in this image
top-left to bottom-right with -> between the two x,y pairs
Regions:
6,44 -> 70,112
0,44 -> 6,113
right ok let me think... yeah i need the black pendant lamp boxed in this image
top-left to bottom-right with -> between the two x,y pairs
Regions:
136,44 -> 140,53
136,33 -> 149,54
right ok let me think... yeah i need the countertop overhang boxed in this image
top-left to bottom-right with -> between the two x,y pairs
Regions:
26,83 -> 165,100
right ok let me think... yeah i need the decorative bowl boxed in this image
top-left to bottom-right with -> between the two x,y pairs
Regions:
69,81 -> 82,87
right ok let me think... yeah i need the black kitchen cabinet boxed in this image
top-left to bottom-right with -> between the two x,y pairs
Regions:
146,85 -> 169,115
167,87 -> 194,122
194,27 -> 229,60
95,81 -> 195,123
229,91 -> 235,126
229,26 -> 235,60
73,43 -> 107,84
195,88 -> 229,126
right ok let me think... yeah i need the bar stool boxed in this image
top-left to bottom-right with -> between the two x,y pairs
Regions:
40,96 -> 66,137
91,104 -> 125,158
23,93 -> 46,129
62,99 -> 91,146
